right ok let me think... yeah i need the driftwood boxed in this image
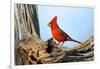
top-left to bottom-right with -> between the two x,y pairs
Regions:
61,36 -> 94,62
15,33 -> 65,65
15,33 -> 94,65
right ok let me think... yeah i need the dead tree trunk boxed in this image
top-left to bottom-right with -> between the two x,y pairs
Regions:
14,4 -> 40,41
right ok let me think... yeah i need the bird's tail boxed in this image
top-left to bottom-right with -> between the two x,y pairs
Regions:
71,39 -> 81,44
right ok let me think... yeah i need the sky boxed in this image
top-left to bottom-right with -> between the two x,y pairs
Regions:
37,5 -> 94,48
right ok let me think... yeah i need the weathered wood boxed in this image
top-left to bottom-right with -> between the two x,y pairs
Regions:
15,33 -> 65,65
61,36 -> 94,62
15,33 -> 94,65
14,4 -> 40,41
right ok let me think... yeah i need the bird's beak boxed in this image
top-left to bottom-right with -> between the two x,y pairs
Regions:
48,23 -> 52,27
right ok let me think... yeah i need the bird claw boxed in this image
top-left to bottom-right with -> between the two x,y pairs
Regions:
60,42 -> 64,46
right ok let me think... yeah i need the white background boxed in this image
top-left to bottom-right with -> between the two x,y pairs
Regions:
0,0 -> 99,69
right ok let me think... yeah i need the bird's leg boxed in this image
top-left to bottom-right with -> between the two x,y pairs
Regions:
60,42 -> 64,46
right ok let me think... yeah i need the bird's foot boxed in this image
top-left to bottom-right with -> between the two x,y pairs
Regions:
60,42 -> 64,46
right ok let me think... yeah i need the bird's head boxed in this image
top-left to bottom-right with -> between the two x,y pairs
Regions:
48,16 -> 57,27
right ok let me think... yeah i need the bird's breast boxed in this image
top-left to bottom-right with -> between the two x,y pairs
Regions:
51,28 -> 66,42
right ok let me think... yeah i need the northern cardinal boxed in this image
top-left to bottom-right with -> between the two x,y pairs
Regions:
48,16 -> 81,46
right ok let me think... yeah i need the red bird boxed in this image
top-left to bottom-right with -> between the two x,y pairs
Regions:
48,16 -> 81,46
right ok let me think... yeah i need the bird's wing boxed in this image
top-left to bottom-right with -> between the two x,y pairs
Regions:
57,28 -> 71,39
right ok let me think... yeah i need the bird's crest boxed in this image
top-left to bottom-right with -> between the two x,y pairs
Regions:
50,16 -> 57,23
48,16 -> 57,27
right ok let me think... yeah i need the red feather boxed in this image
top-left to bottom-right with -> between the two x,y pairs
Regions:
48,16 -> 81,45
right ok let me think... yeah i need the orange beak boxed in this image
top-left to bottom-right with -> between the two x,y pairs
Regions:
48,23 -> 52,27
